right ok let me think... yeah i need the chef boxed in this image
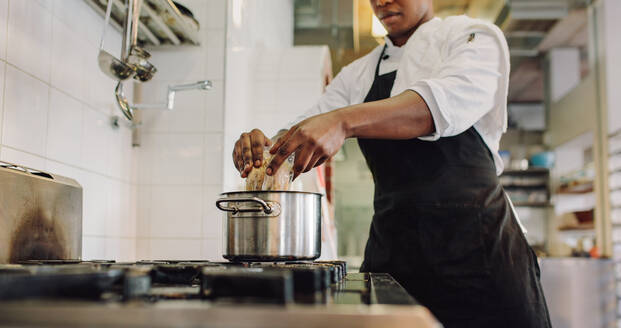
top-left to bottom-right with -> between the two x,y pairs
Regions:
232,0 -> 551,326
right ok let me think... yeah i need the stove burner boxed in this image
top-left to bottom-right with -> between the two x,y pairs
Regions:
0,260 -> 357,305
201,268 -> 294,305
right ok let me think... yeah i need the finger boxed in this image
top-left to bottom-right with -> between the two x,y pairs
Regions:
292,147 -> 314,180
270,128 -> 295,154
314,156 -> 329,168
265,138 -> 272,147
250,131 -> 265,168
304,153 -> 323,173
240,133 -> 253,178
233,140 -> 243,172
267,138 -> 301,176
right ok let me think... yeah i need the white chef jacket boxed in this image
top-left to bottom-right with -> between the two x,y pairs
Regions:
290,15 -> 511,175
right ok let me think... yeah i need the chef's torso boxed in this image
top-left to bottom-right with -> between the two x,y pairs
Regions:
291,15 -> 511,175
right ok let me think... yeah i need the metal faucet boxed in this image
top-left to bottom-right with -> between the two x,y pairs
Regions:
115,80 -> 212,121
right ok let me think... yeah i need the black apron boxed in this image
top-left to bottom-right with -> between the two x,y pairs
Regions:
358,45 -> 551,328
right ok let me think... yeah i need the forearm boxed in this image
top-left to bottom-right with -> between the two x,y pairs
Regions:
336,90 -> 435,139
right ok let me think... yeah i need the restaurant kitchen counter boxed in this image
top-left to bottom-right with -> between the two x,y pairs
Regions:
0,261 -> 439,327
0,301 -> 437,328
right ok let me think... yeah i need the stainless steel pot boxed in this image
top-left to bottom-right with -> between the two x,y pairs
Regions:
216,191 -> 322,262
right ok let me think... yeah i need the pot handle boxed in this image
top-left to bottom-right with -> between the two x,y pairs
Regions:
216,197 -> 273,215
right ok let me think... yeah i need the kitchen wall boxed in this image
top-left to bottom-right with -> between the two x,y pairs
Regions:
135,0 -> 227,260
0,0 -> 302,262
0,0 -> 137,260
223,0 -> 296,191
135,0 -> 301,260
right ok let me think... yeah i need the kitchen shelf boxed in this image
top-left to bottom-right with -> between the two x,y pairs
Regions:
557,227 -> 596,239
556,181 -> 594,194
85,0 -> 200,47
552,192 -> 596,214
502,168 -> 550,175
513,202 -> 552,207
503,184 -> 549,190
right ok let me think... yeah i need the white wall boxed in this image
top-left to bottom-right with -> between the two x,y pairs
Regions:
601,0 -> 621,134
223,0 -> 295,191
249,46 -> 331,138
0,0 -> 299,262
0,0 -> 136,261
548,48 -> 581,103
135,0 -> 227,260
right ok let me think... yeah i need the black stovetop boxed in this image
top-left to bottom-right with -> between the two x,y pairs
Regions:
0,260 -> 417,306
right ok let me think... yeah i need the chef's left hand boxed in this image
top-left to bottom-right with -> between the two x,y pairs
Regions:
268,111 -> 347,180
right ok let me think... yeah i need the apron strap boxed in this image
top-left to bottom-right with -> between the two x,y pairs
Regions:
374,44 -> 388,78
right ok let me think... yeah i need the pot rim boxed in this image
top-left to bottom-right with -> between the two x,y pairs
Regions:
220,190 -> 323,197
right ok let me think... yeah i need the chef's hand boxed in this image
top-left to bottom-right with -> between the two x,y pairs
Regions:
268,111 -> 347,180
232,129 -> 272,178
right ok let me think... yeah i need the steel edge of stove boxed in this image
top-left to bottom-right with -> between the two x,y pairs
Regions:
0,302 -> 439,328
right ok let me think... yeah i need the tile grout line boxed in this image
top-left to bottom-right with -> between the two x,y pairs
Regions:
43,68 -> 52,163
145,182 -> 152,258
3,0 -> 8,61
0,60 -> 7,149
83,235 -> 138,240
200,133 -> 206,258
1,145 -> 134,184
44,3 -> 58,162
2,60 -> 118,119
0,0 -> 8,148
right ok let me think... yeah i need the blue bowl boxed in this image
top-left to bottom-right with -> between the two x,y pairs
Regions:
530,151 -> 554,168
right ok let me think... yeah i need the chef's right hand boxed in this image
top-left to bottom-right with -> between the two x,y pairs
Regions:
233,129 -> 272,178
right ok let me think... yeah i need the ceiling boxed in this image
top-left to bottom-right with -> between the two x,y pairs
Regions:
437,0 -> 590,103
293,0 -> 591,103
502,0 -> 589,102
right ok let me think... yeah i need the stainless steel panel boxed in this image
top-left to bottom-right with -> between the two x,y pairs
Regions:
540,258 -> 616,328
0,162 -> 82,263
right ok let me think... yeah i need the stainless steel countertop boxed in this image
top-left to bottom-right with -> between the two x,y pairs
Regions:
0,272 -> 440,327
0,301 -> 439,328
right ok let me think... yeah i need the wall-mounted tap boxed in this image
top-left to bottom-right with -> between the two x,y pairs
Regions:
115,80 -> 212,121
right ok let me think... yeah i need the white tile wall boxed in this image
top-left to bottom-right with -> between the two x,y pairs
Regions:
1,0 -> 136,260
0,61 -> 5,138
0,0 -> 7,60
149,238 -> 202,260
3,65 -> 50,155
135,0 -> 228,261
1,146 -> 47,169
203,185 -> 223,239
222,0 -> 295,191
47,89 -> 84,166
223,44 -> 330,189
51,17 -> 90,103
149,185 -> 203,239
7,1 -> 52,82
2,0 -> 294,263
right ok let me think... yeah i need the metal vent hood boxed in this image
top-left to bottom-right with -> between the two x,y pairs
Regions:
85,0 -> 200,46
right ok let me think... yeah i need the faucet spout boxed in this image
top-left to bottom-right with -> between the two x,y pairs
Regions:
169,80 -> 213,92
124,80 -> 213,114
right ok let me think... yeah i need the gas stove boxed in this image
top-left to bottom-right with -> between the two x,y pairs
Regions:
0,260 -> 439,327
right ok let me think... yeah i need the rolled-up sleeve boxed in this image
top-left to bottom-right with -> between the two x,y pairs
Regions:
287,64 -> 353,128
410,28 -> 504,140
